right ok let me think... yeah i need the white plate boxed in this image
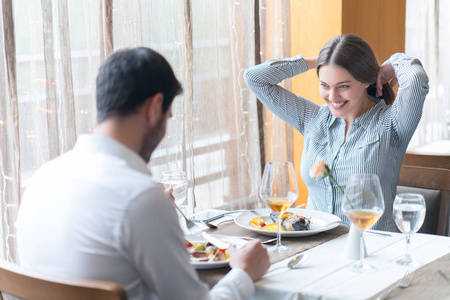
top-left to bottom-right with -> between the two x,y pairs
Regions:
191,260 -> 229,270
234,208 -> 342,237
185,234 -> 248,269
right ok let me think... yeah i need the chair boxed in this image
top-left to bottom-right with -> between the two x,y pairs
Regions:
0,260 -> 127,300
397,165 -> 450,236
402,151 -> 450,169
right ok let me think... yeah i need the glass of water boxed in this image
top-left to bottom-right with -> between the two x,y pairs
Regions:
393,193 -> 426,266
161,170 -> 188,207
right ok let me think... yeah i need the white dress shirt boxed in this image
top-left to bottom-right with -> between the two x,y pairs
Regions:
16,134 -> 254,300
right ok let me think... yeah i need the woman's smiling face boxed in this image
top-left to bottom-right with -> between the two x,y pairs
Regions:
318,64 -> 372,123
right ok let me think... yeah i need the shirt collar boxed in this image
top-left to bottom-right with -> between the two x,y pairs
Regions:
353,96 -> 384,129
73,134 -> 151,175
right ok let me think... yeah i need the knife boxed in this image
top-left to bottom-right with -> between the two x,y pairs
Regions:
201,232 -> 230,249
438,270 -> 450,282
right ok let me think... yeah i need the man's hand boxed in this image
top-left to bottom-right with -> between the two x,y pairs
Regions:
165,187 -> 175,201
376,60 -> 397,97
228,240 -> 270,281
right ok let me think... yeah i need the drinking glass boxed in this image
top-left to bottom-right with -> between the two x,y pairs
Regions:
260,161 -> 299,254
393,193 -> 426,266
343,173 -> 385,272
161,170 -> 189,207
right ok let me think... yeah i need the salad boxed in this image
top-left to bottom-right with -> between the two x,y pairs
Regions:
185,239 -> 229,262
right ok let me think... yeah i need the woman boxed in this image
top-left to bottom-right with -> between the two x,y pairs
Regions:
244,34 -> 429,231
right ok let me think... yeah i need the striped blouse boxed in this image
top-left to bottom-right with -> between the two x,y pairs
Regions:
244,53 -> 429,231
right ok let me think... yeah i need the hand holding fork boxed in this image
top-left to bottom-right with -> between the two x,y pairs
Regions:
169,199 -> 202,234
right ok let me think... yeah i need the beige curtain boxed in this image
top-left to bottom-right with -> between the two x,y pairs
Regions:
0,0 -> 20,263
0,0 -> 262,262
258,0 -> 293,164
406,0 -> 450,147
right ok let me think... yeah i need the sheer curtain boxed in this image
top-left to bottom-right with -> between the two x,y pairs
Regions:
406,0 -> 450,147
0,0 -> 262,263
258,0 -> 293,163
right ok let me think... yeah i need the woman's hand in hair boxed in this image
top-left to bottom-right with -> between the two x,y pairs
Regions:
376,60 -> 397,97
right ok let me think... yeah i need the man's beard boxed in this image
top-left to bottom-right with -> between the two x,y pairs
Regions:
139,116 -> 166,163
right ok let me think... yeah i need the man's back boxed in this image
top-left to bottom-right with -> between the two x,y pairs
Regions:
17,47 -> 269,300
17,134 -> 180,300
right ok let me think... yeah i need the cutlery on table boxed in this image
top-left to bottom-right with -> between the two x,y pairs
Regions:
438,270 -> 450,282
171,201 -> 202,234
219,236 -> 277,245
366,230 -> 392,237
202,232 -> 231,249
237,237 -> 278,244
265,254 -> 308,275
376,269 -> 414,300
191,209 -> 257,228
201,221 -> 218,229
201,219 -> 236,229
221,209 -> 258,215
261,238 -> 278,244
201,232 -> 255,250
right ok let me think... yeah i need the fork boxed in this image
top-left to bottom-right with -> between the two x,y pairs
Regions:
170,201 -> 202,234
377,269 -> 414,300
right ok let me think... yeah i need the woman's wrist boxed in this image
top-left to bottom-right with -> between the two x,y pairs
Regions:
304,56 -> 318,70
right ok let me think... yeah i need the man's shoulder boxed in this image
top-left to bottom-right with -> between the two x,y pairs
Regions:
27,149 -> 159,205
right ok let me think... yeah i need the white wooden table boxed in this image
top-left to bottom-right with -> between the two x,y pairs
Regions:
251,231 -> 450,300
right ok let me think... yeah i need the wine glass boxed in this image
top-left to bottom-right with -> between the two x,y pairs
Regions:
259,161 -> 299,254
342,173 -> 385,272
160,170 -> 189,207
393,193 -> 426,266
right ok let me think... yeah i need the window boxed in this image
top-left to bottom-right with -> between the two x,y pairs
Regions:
0,0 -> 263,261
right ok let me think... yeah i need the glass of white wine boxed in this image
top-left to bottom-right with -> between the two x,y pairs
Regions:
343,173 -> 385,272
393,193 -> 426,266
259,161 -> 299,254
160,170 -> 189,207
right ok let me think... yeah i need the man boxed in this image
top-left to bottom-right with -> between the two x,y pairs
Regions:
16,47 -> 270,300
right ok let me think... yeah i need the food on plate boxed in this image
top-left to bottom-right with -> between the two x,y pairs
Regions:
250,212 -> 311,231
185,239 -> 229,262
250,217 -> 266,228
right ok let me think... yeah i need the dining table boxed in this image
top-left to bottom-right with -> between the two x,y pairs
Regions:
191,211 -> 450,300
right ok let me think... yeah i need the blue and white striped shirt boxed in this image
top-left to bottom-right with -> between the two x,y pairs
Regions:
244,53 -> 429,231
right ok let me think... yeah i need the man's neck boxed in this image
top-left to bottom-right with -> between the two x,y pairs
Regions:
93,117 -> 145,155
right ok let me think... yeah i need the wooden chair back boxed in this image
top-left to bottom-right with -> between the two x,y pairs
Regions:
0,261 -> 127,300
403,151 -> 450,169
397,165 -> 450,236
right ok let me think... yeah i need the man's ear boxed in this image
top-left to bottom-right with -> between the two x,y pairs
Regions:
143,92 -> 164,126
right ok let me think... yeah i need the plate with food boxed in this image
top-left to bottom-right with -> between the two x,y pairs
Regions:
234,208 -> 342,237
185,234 -> 248,269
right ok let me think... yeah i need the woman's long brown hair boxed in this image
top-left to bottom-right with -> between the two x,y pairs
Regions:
316,34 -> 395,105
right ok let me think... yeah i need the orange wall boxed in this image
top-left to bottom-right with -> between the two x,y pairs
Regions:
289,0 -> 405,206
342,0 -> 406,63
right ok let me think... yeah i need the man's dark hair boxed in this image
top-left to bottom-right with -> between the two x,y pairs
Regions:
96,47 -> 183,122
